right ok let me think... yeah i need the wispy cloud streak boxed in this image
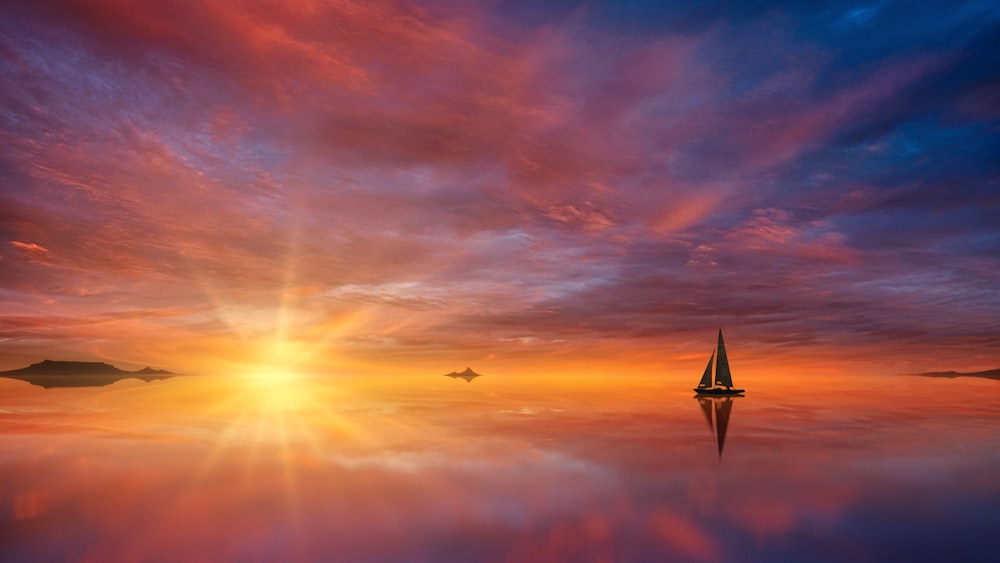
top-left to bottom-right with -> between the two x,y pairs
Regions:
1,1 -> 998,373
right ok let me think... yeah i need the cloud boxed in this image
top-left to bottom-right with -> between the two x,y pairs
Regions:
0,1 -> 998,372
9,241 -> 50,256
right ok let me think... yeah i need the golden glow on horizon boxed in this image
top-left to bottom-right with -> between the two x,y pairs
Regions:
247,341 -> 311,377
186,209 -> 361,376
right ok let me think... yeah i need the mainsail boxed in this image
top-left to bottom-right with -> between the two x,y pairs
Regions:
714,329 -> 733,388
697,350 -> 714,389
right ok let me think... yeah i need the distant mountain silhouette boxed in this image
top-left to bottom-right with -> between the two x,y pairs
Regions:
134,366 -> 173,375
915,368 -> 1000,381
0,360 -> 174,388
444,367 -> 482,382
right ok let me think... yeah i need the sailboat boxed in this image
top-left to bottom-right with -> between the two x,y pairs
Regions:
693,329 -> 745,395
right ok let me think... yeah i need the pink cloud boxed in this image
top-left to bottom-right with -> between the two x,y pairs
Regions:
648,509 -> 720,561
0,1 -> 996,372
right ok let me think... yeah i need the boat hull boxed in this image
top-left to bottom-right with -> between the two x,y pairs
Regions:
693,388 -> 745,396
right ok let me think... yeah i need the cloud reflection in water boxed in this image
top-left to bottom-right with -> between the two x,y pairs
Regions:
0,372 -> 998,561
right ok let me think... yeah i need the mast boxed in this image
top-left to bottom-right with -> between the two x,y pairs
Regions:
714,329 -> 734,388
697,350 -> 714,388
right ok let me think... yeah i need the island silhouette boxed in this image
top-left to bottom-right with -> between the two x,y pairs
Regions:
444,367 -> 482,382
915,368 -> 1000,381
0,360 -> 174,388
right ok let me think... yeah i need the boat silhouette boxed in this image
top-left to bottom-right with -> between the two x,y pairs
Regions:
693,329 -> 745,395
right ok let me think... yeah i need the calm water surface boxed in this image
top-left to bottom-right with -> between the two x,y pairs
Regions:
1,372 -> 998,562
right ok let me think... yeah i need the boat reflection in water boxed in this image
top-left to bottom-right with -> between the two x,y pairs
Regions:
696,394 -> 740,459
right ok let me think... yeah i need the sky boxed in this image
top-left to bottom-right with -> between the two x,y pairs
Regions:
3,372 -> 999,560
1,0 -> 998,376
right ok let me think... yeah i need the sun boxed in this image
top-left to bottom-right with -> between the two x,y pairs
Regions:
246,339 -> 311,378
238,338 -> 328,412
